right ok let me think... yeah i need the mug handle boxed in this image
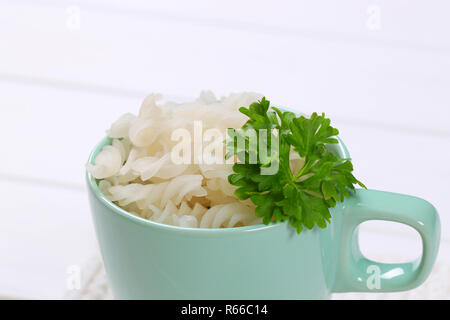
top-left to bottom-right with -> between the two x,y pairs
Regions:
334,189 -> 440,293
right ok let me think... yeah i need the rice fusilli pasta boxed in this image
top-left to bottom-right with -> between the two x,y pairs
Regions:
87,91 -> 282,229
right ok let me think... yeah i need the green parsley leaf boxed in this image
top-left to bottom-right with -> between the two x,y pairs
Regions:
227,97 -> 366,234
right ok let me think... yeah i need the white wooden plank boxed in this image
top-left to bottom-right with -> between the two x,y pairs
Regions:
13,0 -> 450,50
0,82 -> 141,187
0,2 -> 449,134
358,224 -> 450,264
0,180 -> 96,299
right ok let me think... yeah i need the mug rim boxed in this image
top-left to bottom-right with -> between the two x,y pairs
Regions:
86,132 -> 350,235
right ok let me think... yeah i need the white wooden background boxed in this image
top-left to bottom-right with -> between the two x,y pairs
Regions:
1,0 -> 449,299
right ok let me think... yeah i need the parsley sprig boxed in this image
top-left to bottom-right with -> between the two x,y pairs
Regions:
226,97 -> 366,234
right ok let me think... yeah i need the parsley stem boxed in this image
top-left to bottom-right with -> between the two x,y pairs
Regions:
293,158 -> 311,181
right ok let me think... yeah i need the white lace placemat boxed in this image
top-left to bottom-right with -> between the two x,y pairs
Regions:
64,255 -> 450,300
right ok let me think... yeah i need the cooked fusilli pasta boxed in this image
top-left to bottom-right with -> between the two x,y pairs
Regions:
87,91 -> 272,229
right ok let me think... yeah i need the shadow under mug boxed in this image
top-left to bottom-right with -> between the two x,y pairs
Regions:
86,136 -> 440,299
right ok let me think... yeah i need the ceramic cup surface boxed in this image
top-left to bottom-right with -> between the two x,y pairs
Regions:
86,136 -> 440,299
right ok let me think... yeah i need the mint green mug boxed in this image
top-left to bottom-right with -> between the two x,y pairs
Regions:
86,136 -> 440,299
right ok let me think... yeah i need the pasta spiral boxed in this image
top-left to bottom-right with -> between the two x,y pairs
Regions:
143,201 -> 261,229
87,91 -> 267,229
